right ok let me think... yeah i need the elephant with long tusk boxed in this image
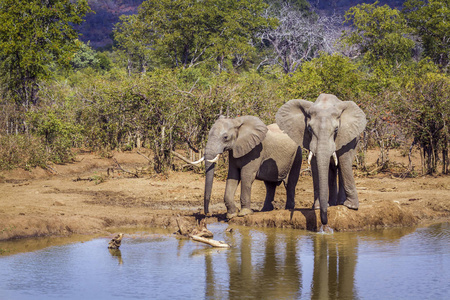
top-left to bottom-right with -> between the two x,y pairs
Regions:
199,115 -> 303,219
276,94 -> 367,226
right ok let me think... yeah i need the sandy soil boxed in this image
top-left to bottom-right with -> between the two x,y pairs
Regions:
0,149 -> 449,240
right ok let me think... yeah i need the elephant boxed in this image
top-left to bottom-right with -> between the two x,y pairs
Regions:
194,115 -> 302,219
276,94 -> 367,226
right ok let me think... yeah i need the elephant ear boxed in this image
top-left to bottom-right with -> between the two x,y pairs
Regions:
233,116 -> 268,158
275,99 -> 313,149
335,101 -> 367,150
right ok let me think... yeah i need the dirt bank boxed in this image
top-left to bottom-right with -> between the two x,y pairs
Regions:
0,150 -> 449,240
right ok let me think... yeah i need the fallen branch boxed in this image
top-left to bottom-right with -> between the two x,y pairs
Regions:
45,164 -> 58,174
113,158 -> 139,178
137,151 -> 152,162
73,176 -> 93,182
190,235 -> 231,248
367,165 -> 384,175
175,217 -> 230,248
171,150 -> 199,165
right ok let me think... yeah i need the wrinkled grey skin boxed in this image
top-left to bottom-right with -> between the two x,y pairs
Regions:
204,116 -> 302,219
276,94 -> 367,225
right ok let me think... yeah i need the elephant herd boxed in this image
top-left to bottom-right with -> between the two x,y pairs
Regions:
192,94 -> 367,226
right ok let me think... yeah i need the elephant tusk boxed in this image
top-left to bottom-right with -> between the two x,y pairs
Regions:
207,154 -> 220,163
333,152 -> 338,166
308,151 -> 313,165
190,156 -> 205,165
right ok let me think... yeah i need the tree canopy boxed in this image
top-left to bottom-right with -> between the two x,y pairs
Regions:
341,1 -> 415,67
403,0 -> 450,70
115,0 -> 275,71
0,0 -> 90,106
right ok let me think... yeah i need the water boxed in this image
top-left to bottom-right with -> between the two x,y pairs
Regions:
0,223 -> 449,300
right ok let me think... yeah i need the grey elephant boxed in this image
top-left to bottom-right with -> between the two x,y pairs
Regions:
194,115 -> 302,219
276,94 -> 367,226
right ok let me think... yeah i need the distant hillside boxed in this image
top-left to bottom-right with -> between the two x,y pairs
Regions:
78,0 -> 407,49
308,0 -> 406,14
77,0 -> 141,49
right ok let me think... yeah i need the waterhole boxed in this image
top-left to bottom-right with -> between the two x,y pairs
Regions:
0,223 -> 448,299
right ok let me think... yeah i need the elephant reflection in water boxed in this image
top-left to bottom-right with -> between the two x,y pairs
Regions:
200,227 -> 416,299
223,229 -> 302,299
311,233 -> 358,299
310,227 -> 417,299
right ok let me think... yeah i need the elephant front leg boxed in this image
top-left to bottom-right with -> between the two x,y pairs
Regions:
237,173 -> 256,217
224,168 -> 240,219
328,161 -> 338,206
337,149 -> 359,210
261,181 -> 277,211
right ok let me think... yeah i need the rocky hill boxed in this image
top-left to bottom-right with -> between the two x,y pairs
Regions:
78,0 -> 407,49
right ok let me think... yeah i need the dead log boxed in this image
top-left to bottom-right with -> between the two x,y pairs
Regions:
190,235 -> 231,248
108,233 -> 124,249
137,151 -> 152,162
175,217 -> 230,248
113,158 -> 139,178
190,218 -> 214,238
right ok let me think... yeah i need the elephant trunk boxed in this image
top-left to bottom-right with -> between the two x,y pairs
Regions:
203,142 -> 221,214
204,159 -> 215,214
316,150 -> 331,225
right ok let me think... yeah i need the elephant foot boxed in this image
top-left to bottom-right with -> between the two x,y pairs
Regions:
261,203 -> 274,212
285,201 -> 295,210
237,208 -> 253,217
312,200 -> 320,210
343,200 -> 359,210
312,201 -> 330,210
226,212 -> 238,219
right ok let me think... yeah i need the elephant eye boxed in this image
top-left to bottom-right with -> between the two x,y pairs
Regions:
223,134 -> 229,141
307,125 -> 313,133
334,127 -> 338,134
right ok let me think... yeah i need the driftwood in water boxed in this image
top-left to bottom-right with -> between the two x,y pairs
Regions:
176,218 -> 213,238
190,235 -> 230,248
191,218 -> 214,238
108,233 -> 124,249
176,217 -> 230,248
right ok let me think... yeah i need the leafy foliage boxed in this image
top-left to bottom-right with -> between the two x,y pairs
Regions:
391,66 -> 450,173
116,0 -> 275,71
0,0 -> 91,106
403,0 -> 450,71
282,53 -> 363,100
342,1 -> 415,67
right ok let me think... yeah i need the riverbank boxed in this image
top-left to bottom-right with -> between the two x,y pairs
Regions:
1,150 -> 449,241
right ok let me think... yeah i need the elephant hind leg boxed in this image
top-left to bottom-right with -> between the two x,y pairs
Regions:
261,181 -> 277,211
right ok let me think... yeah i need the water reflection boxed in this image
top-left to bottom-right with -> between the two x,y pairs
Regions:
109,249 -> 123,265
311,233 -> 358,299
209,227 -> 303,299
